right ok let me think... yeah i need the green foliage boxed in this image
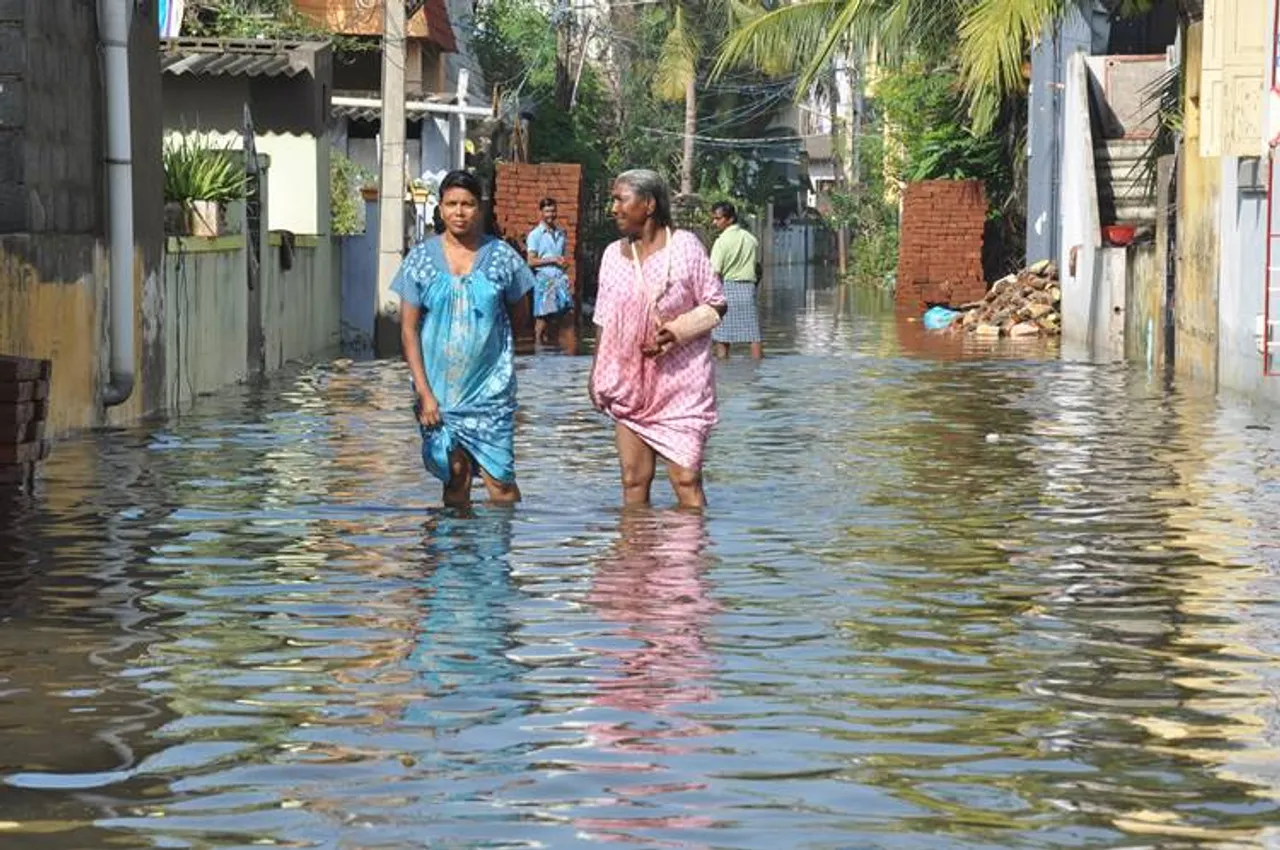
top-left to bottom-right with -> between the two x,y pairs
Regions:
1133,66 -> 1183,193
717,0 -> 1166,136
829,132 -> 899,288
874,61 -> 1013,220
184,1 -> 371,51
471,0 -> 615,188
330,152 -> 373,236
163,134 -> 248,206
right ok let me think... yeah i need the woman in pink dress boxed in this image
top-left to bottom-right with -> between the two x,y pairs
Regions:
589,170 -> 727,508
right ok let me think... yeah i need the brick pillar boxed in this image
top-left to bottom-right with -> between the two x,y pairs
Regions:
895,180 -> 988,314
0,356 -> 51,493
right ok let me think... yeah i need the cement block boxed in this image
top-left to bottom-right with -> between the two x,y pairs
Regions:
0,0 -> 22,23
0,181 -> 25,233
0,25 -> 24,75
0,130 -> 21,184
0,78 -> 23,128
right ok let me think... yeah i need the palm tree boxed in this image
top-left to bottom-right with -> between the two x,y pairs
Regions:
715,0 -> 1163,134
654,3 -> 701,196
653,0 -> 758,196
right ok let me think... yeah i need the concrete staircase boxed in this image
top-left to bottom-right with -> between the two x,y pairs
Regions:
1094,138 -> 1158,228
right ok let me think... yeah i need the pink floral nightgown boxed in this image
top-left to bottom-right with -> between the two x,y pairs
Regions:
590,229 -> 726,470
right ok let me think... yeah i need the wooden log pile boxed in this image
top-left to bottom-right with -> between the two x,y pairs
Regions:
956,260 -> 1061,338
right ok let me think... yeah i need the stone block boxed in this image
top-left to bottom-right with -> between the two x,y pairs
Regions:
0,25 -> 24,75
0,130 -> 21,184
0,78 -> 24,128
0,0 -> 24,22
0,180 -> 25,233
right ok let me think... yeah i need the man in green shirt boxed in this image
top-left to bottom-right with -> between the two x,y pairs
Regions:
709,202 -> 763,360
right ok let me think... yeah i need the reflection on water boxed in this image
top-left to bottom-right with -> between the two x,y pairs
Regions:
3,269 -> 1280,848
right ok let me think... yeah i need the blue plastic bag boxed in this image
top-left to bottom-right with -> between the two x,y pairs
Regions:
922,306 -> 963,331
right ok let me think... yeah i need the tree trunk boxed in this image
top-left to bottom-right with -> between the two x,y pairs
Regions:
680,75 -> 696,197
830,65 -> 847,275
554,2 -> 572,111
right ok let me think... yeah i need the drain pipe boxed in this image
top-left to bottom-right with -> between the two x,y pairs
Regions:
99,0 -> 135,407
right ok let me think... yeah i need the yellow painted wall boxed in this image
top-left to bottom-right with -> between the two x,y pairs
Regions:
0,238 -> 151,435
0,240 -> 105,434
1174,23 -> 1222,386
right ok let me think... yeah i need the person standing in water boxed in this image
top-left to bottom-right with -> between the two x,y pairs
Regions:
709,202 -> 763,360
589,170 -> 727,509
526,197 -> 574,345
392,170 -> 535,507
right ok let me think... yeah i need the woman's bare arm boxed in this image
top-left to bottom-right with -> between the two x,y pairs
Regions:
400,303 -> 441,426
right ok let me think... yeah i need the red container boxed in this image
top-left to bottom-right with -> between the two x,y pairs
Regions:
1103,224 -> 1136,246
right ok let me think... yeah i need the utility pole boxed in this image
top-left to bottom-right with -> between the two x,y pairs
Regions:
376,0 -> 408,356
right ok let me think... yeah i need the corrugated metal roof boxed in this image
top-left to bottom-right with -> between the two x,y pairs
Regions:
160,38 -> 330,79
332,102 -> 436,123
331,90 -> 450,123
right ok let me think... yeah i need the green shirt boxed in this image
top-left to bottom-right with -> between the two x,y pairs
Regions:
710,224 -> 759,283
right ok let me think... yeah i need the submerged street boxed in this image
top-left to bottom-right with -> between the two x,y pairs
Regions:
3,272 -> 1280,849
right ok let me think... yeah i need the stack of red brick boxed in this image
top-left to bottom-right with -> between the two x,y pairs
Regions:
0,356 -> 51,493
493,163 -> 584,296
895,180 -> 988,314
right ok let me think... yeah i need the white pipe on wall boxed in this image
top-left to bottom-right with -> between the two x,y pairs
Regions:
98,0 -> 135,407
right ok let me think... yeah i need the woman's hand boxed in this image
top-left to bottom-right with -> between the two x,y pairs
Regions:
417,390 -> 442,428
642,326 -> 677,358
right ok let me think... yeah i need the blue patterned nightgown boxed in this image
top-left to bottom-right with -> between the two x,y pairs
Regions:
391,236 -> 535,484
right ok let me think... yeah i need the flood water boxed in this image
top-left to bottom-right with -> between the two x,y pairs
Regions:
4,273 -> 1280,849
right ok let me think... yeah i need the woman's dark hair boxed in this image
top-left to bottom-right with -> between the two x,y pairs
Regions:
539,197 -> 557,210
431,204 -> 445,235
615,169 -> 673,228
712,201 -> 737,222
439,169 -> 484,202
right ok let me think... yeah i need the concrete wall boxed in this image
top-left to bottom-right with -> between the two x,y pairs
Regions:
1059,51 -> 1103,357
163,74 -> 330,236
261,234 -> 342,371
0,0 -> 164,435
340,198 -> 379,351
1027,8 -> 1097,265
159,233 -> 341,413
1173,23 -> 1222,386
1216,156 -> 1273,401
1124,243 -> 1164,369
258,134 -> 329,237
161,236 -> 251,411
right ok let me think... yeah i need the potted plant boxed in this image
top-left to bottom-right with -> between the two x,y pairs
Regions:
163,134 -> 248,237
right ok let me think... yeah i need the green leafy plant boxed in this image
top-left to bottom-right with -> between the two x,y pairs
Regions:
331,152 -> 374,236
1131,66 -> 1183,194
163,134 -> 248,206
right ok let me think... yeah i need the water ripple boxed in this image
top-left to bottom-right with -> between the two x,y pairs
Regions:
1,280 -> 1279,848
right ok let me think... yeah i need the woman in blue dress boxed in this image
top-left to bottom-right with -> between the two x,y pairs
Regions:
393,171 -> 535,506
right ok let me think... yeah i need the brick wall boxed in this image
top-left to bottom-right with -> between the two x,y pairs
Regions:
895,180 -> 988,313
0,355 -> 50,493
493,163 -> 584,300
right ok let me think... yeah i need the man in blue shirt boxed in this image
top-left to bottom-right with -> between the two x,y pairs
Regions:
526,197 -> 574,345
